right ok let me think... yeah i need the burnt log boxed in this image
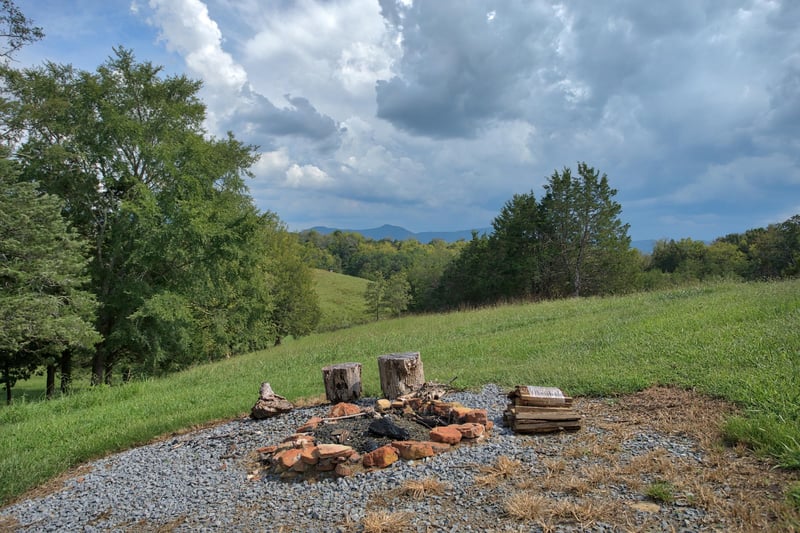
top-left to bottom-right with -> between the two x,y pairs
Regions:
368,416 -> 411,440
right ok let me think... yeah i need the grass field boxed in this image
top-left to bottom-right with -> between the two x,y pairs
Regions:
312,269 -> 370,332
1,279 -> 799,505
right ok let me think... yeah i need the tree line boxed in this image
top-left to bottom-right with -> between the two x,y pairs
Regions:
0,8 -> 319,402
299,165 -> 798,313
647,216 -> 799,283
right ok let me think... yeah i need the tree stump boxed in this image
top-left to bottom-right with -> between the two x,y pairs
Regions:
322,362 -> 362,403
378,352 -> 425,400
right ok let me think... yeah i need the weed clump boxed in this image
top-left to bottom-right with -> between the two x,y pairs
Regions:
646,480 -> 675,503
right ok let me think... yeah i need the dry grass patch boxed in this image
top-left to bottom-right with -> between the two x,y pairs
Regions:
474,455 -> 521,487
579,463 -> 612,486
361,510 -> 412,533
504,491 -> 619,531
398,477 -> 448,499
550,499 -> 618,530
509,387 -> 800,530
292,394 -> 328,408
503,492 -> 549,522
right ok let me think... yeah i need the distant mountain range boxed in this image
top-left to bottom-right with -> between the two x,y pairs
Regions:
305,224 -> 492,244
304,224 -> 658,253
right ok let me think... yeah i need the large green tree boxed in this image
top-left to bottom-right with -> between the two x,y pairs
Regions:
541,163 -> 633,297
0,151 -> 100,403
488,191 -> 550,299
435,163 -> 634,308
2,48 -> 317,382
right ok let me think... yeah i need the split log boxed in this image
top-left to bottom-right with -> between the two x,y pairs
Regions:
322,362 -> 362,403
378,351 -> 425,400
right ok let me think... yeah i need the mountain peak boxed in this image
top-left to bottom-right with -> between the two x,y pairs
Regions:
305,225 -> 488,243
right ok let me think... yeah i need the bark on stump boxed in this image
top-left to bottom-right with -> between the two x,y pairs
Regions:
378,352 -> 425,400
322,362 -> 362,403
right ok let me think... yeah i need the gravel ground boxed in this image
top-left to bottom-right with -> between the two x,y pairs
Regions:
1,384 -> 798,532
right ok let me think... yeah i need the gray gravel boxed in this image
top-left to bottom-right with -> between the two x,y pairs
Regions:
1,384 -> 718,532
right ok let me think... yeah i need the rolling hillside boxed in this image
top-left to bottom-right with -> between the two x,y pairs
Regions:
1,279 -> 798,505
313,269 -> 370,332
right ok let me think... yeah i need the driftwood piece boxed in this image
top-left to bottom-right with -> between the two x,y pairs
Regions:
251,381 -> 294,419
322,362 -> 362,403
378,351 -> 425,400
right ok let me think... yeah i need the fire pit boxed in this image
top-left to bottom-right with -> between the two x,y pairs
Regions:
254,397 -> 492,480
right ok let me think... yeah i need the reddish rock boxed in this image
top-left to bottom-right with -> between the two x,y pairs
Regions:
282,433 -> 315,446
362,445 -> 399,468
277,448 -> 303,469
486,421 -> 494,432
457,423 -> 485,439
290,459 -> 310,473
255,445 -> 277,454
390,400 -> 405,409
300,446 -> 320,465
348,452 -> 362,464
464,409 -> 488,425
393,441 -> 435,460
317,443 -> 355,459
328,402 -> 362,418
429,441 -> 451,454
430,425 -> 462,445
296,416 -> 324,433
334,463 -> 354,477
275,441 -> 294,452
451,406 -> 472,422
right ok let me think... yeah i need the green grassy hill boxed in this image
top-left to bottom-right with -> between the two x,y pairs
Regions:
313,269 -> 370,332
1,279 -> 799,504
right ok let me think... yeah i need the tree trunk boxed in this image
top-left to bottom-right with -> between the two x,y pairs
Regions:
3,364 -> 11,405
46,364 -> 56,400
378,352 -> 425,400
60,349 -> 72,394
104,357 -> 114,385
322,362 -> 362,403
91,351 -> 105,385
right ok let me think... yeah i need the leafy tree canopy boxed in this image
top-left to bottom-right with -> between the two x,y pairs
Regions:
1,48 -> 319,383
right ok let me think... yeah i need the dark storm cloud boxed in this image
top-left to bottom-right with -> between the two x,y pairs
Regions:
375,1 -> 554,138
231,85 -> 343,148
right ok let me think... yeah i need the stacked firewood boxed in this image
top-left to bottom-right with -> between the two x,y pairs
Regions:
503,385 -> 581,433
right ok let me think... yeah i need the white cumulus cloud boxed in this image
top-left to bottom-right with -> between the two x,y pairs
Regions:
285,164 -> 334,189
148,0 -> 247,91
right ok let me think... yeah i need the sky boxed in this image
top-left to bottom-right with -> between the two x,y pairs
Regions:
13,0 -> 800,241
